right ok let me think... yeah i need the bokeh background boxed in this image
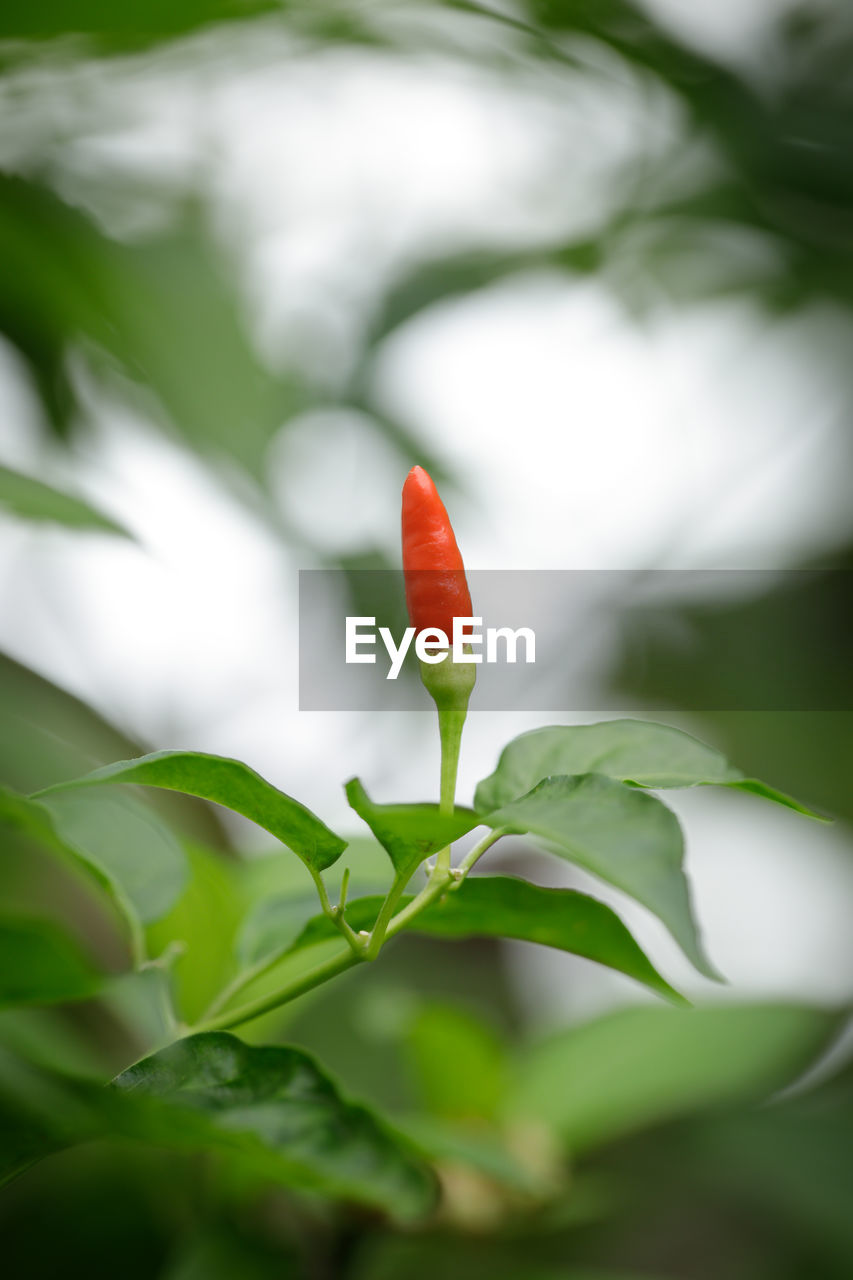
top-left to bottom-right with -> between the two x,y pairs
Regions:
1,2 -> 853,1277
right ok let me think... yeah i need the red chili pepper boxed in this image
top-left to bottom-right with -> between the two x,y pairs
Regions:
401,465 -> 472,638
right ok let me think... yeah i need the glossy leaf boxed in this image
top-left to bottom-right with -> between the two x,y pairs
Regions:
345,777 -> 480,877
410,876 -> 683,1001
36,751 -> 347,873
237,876 -> 681,1001
113,1032 -> 436,1218
510,1002 -> 842,1153
474,719 -> 824,819
0,464 -> 130,537
0,917 -> 102,1007
480,774 -> 715,979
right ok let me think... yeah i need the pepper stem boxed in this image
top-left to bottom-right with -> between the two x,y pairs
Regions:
438,706 -> 466,817
419,651 -> 475,870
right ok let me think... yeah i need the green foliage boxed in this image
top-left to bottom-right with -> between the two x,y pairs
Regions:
0,464 -> 130,537
0,918 -> 101,1007
0,174 -> 295,477
345,777 -> 480,876
510,1002 -> 842,1152
111,1032 -> 438,1219
405,1002 -> 507,1123
38,751 -> 347,873
0,1 -> 279,50
475,719 -> 824,818
238,875 -> 680,1001
37,787 -> 188,926
0,1033 -> 437,1219
0,786 -> 180,957
480,774 -> 715,979
2,0 -> 852,1271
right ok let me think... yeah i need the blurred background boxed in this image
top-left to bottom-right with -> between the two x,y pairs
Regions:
1,1 -> 852,1277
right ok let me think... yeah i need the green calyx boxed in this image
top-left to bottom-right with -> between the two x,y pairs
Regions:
418,652 -> 476,713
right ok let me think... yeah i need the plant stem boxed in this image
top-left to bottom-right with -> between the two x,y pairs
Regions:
200,952 -> 282,1021
192,945 -> 363,1035
365,870 -> 410,958
385,861 -> 458,938
454,828 -> 506,881
435,705 -> 467,873
189,830 -> 508,1036
309,867 -> 365,955
438,706 -> 466,817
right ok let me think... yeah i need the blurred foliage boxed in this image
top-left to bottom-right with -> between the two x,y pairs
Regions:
2,0 -> 853,1276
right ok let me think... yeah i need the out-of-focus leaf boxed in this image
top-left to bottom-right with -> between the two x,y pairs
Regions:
395,1115 -> 544,1196
243,835 -> 392,904
362,236 -> 601,347
113,1032 -> 437,1219
0,464 -> 130,537
345,777 -> 480,877
687,1072 -> 853,1263
0,788 -> 152,953
0,1048 -> 105,1186
0,176 -> 297,477
474,719 -> 823,818
351,1218 -> 673,1280
36,751 -> 347,873
0,917 -> 102,1007
146,843 -> 246,1023
510,1002 -> 842,1153
0,1 -> 279,50
405,1002 -> 507,1123
480,775 -> 715,979
0,651 -> 229,846
161,1230 -> 300,1280
235,890 -> 330,969
237,876 -> 680,1001
37,787 -> 188,925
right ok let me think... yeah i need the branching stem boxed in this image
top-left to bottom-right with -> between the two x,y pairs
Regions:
189,827 -> 509,1036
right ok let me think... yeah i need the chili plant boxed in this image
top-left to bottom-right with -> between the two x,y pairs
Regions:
0,468 -> 840,1270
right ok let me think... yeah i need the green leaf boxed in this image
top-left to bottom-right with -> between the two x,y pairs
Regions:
37,787 -> 188,925
0,785 -> 184,954
113,1032 -> 436,1219
345,777 -> 481,877
510,1002 -> 842,1153
237,876 -> 681,1002
235,890 -> 324,969
0,1 -> 279,50
36,751 -> 347,873
480,774 -> 716,980
727,776 -> 827,819
474,719 -> 825,819
0,917 -> 102,1007
0,463 -> 130,537
397,1115 -> 543,1196
405,1002 -> 508,1123
0,176 -> 299,480
411,876 -> 683,1002
0,1048 -> 105,1187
